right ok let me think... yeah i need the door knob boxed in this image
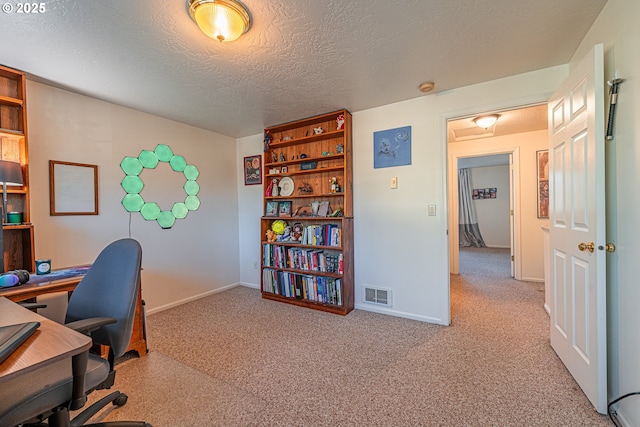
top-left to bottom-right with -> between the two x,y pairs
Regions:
578,242 -> 595,253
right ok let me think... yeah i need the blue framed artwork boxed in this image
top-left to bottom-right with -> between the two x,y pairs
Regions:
373,126 -> 411,168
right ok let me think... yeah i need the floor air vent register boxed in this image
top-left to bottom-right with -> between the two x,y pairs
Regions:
364,287 -> 392,307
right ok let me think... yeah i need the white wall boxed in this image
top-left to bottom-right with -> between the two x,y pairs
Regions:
469,165 -> 510,248
571,0 -> 640,424
236,134 -> 264,288
27,81 -> 241,313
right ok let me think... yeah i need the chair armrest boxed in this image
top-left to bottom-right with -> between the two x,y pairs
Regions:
66,317 -> 117,335
19,302 -> 48,310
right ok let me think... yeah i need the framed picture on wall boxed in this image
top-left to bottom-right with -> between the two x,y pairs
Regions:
49,160 -> 99,215
537,150 -> 549,218
244,155 -> 262,185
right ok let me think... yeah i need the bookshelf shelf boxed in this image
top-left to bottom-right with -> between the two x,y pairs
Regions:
261,109 -> 353,315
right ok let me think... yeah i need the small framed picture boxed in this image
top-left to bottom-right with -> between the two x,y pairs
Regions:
537,150 -> 549,218
281,166 -> 288,173
278,200 -> 292,217
265,200 -> 279,217
244,155 -> 262,185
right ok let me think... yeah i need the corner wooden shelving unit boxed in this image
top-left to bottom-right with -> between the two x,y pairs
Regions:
0,65 -> 34,272
261,109 -> 354,315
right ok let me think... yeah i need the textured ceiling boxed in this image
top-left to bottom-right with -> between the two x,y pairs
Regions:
448,104 -> 548,142
0,0 -> 606,138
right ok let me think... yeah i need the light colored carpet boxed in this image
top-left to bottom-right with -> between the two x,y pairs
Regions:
86,247 -> 610,426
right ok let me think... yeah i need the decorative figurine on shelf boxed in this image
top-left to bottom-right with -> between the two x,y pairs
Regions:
330,177 -> 339,193
291,223 -> 303,242
283,135 -> 292,141
329,206 -> 343,217
298,183 -> 313,194
266,178 -> 279,196
280,226 -> 292,241
336,143 -> 344,154
266,229 -> 277,242
271,150 -> 278,163
313,126 -> 323,134
293,205 -> 310,216
279,152 -> 286,162
336,114 -> 345,130
264,130 -> 272,152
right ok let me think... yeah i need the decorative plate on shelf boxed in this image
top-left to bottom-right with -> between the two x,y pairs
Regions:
279,177 -> 294,196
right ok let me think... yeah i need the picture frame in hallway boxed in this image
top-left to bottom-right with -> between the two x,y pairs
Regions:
537,150 -> 549,218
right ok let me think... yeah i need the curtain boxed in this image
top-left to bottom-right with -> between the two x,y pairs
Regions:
458,168 -> 486,247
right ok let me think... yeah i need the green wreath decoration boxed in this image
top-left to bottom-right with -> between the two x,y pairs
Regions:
120,144 -> 200,229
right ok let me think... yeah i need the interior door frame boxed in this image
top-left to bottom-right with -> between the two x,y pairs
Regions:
443,98 -> 552,281
448,146 -> 521,279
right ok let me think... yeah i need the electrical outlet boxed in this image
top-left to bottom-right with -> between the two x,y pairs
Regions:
390,176 -> 398,189
253,261 -> 258,269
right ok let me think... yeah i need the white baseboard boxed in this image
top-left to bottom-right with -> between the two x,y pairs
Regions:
354,303 -> 448,326
521,276 -> 544,283
240,282 -> 260,289
145,282 -> 242,315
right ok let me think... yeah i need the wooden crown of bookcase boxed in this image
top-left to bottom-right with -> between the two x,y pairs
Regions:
261,109 -> 354,315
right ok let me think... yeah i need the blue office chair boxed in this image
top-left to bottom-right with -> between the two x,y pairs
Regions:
0,238 -> 151,427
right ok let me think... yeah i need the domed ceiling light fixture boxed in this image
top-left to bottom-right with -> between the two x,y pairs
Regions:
474,114 -> 499,129
188,0 -> 251,42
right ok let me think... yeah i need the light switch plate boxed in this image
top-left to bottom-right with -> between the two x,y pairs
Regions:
390,176 -> 398,189
428,204 -> 436,216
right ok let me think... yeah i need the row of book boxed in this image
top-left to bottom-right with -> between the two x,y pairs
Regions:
300,224 -> 341,247
263,244 -> 343,274
262,268 -> 343,305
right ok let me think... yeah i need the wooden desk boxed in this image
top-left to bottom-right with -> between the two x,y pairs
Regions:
0,297 -> 91,382
0,267 -> 148,358
0,297 -> 92,426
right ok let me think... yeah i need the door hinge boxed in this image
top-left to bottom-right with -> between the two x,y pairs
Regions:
510,209 -> 514,215
511,255 -> 514,261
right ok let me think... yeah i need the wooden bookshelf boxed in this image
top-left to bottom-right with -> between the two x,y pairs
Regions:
0,65 -> 34,272
260,110 -> 354,315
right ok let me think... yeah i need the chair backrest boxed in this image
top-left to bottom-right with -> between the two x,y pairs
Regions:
65,238 -> 142,358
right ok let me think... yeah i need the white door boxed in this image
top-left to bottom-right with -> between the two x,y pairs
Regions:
548,44 -> 606,413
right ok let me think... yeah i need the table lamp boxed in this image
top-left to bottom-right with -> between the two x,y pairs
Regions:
0,160 -> 23,224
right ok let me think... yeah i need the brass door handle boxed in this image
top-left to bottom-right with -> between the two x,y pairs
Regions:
597,243 -> 616,252
578,242 -> 595,253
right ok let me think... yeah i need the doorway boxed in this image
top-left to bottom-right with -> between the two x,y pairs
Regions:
457,154 -> 513,277
446,104 -> 549,297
